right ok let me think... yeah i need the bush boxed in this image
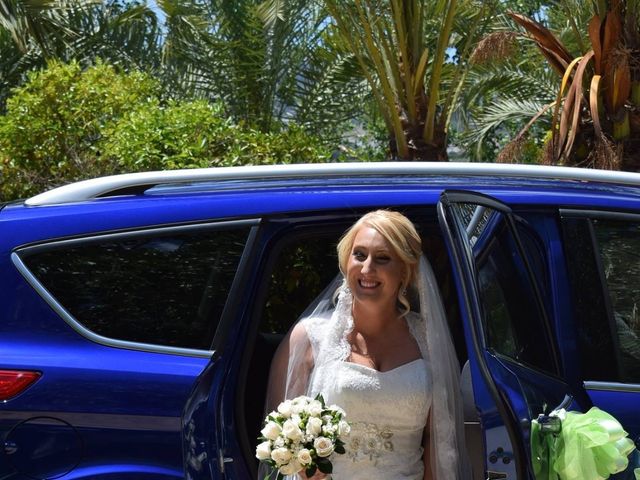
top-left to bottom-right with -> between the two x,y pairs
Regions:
101,100 -> 331,171
0,61 -> 333,201
0,60 -> 159,200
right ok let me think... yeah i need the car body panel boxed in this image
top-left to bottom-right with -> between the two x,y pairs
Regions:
2,164 -> 640,479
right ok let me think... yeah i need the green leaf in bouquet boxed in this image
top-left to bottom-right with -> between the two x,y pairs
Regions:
334,445 -> 346,455
317,458 -> 333,474
305,465 -> 317,477
315,393 -> 326,406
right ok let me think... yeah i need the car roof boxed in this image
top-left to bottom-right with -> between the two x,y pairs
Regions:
4,162 -> 640,249
22,162 -> 640,206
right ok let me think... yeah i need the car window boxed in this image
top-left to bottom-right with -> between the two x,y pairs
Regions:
562,216 -> 640,383
21,226 -> 250,351
457,204 -> 556,373
261,234 -> 339,335
592,219 -> 640,383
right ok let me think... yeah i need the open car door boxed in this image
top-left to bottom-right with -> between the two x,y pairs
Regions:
437,190 -> 588,479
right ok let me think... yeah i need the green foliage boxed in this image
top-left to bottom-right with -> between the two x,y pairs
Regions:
158,0 -> 366,140
0,60 -> 158,199
101,99 -> 332,171
0,60 -> 333,201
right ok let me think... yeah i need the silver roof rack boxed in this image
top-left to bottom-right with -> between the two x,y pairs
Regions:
24,162 -> 640,206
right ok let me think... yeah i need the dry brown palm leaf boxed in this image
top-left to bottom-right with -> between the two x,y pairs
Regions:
556,50 -> 594,158
590,75 -> 603,138
496,102 -> 554,164
605,51 -> 632,114
508,12 -> 573,74
589,15 -> 603,74
602,11 -> 622,73
551,56 -> 583,159
539,45 -> 575,75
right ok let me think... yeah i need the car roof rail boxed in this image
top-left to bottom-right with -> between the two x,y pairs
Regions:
24,162 -> 640,206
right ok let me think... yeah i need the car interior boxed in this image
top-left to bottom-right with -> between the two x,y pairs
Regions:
236,208 -> 484,479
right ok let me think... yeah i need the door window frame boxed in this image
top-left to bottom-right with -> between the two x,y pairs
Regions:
13,219 -> 260,358
438,190 -> 568,480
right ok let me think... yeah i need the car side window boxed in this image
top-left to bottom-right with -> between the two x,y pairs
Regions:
592,219 -> 640,383
455,203 -> 556,374
476,217 -> 556,373
21,226 -> 250,351
562,216 -> 640,383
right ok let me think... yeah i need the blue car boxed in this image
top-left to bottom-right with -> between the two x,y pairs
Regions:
1,163 -> 639,479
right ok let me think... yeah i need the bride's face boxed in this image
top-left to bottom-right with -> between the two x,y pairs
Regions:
346,225 -> 405,308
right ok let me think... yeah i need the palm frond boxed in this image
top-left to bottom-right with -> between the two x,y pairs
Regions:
460,97 -> 550,161
256,0 -> 284,29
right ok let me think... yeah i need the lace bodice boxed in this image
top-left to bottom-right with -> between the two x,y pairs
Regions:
268,261 -> 468,480
301,311 -> 432,480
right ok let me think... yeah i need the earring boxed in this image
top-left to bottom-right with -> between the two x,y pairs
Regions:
401,287 -> 407,296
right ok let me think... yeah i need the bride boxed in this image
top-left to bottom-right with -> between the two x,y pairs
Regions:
264,210 -> 469,479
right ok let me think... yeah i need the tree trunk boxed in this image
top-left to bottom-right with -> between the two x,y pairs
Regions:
389,125 -> 448,161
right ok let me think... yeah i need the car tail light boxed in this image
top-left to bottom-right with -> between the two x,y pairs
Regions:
0,370 -> 41,401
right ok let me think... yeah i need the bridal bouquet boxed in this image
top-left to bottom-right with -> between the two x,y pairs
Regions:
256,394 -> 350,478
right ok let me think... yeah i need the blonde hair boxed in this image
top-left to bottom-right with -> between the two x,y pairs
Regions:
337,210 -> 422,315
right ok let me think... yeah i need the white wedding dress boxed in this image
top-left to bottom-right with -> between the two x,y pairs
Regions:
268,261 -> 468,480
302,312 -> 432,480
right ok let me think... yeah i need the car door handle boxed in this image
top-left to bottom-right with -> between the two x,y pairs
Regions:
486,472 -> 507,479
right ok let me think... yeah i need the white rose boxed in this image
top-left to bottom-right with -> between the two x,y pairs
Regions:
322,423 -> 336,435
337,420 -> 351,437
279,460 -> 302,476
255,441 -> 272,461
328,405 -> 345,416
313,436 -> 335,457
296,448 -> 313,466
282,419 -> 304,442
307,400 -> 323,417
261,421 -> 282,441
292,396 -> 310,406
306,416 -> 323,436
271,447 -> 293,466
292,396 -> 311,414
277,400 -> 293,418
274,437 -> 285,448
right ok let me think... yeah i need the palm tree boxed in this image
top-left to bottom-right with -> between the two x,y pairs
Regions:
459,10 -> 560,163
324,0 -> 494,161
65,0 -> 164,71
0,0 -> 83,108
0,0 -> 166,110
156,0 -> 366,139
504,0 -> 640,170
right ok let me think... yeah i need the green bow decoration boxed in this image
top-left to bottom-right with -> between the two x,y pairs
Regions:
531,407 -> 639,480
